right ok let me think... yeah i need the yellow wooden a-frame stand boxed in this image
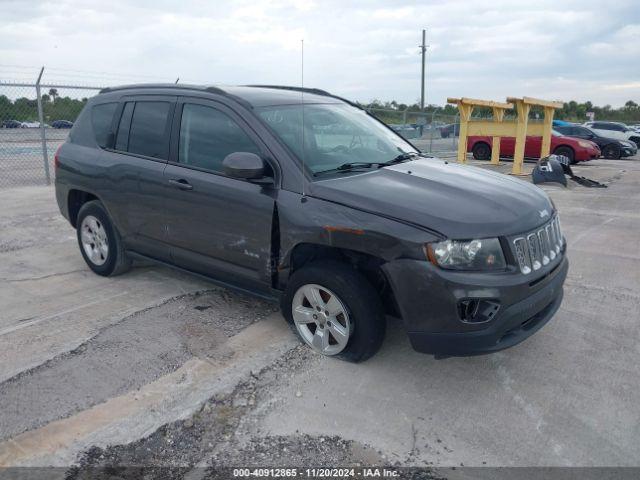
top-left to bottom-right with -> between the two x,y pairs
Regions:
447,97 -> 563,175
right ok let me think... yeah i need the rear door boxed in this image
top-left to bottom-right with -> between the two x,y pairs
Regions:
105,96 -> 176,260
162,97 -> 277,293
499,136 -> 516,156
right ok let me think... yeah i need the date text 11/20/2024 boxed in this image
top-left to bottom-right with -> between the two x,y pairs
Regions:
232,468 -> 401,477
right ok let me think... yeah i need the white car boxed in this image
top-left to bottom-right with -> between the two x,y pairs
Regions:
583,121 -> 640,147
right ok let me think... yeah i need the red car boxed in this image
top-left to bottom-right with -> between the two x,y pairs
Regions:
468,131 -> 601,163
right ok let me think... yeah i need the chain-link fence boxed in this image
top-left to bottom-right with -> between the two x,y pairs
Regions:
6,68 -> 633,189
368,108 -> 460,157
0,77 -> 102,187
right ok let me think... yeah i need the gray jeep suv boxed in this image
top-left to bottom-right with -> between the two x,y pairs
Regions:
55,84 -> 568,362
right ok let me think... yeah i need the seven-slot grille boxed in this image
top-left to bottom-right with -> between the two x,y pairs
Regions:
512,216 -> 563,274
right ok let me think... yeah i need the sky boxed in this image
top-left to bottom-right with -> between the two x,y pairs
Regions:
0,0 -> 639,107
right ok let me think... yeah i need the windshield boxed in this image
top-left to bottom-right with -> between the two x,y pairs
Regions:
256,103 -> 418,175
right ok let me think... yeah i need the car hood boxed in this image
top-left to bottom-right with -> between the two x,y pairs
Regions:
309,158 -> 554,238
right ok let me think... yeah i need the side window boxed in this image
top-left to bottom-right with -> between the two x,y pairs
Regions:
128,102 -> 171,159
91,102 -> 118,148
115,102 -> 134,151
179,104 -> 260,173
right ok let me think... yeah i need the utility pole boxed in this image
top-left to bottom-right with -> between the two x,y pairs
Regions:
420,29 -> 427,110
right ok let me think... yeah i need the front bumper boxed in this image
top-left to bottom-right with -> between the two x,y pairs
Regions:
382,254 -> 568,356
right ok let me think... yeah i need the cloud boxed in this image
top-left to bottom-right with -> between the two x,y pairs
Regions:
0,0 -> 638,106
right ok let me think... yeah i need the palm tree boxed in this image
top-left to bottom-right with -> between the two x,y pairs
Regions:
48,88 -> 59,102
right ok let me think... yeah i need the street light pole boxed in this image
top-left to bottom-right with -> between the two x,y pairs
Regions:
420,29 -> 427,110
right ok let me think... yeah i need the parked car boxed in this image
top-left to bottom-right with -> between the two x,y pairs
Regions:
1,119 -> 22,128
55,84 -> 567,361
555,124 -> 637,159
439,123 -> 459,138
468,130 -> 600,163
21,121 -> 47,128
389,123 -> 421,139
51,120 -> 74,129
583,121 -> 640,148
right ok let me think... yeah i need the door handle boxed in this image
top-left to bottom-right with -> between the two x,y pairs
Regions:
168,179 -> 193,190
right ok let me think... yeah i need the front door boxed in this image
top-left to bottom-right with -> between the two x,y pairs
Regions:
162,98 -> 277,294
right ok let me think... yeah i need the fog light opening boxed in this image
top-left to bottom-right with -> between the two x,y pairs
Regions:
457,299 -> 501,324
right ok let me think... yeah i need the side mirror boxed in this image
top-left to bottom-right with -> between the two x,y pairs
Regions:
223,152 -> 271,182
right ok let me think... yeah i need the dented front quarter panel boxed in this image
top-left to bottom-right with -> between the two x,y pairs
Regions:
275,189 -> 440,286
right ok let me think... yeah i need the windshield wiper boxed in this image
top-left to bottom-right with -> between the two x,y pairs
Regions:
314,162 -> 378,176
314,152 -> 430,176
378,151 -> 423,167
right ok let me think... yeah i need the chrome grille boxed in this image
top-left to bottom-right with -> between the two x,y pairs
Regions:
512,216 -> 563,274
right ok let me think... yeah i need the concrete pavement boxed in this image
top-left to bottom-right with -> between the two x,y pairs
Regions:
0,157 -> 638,471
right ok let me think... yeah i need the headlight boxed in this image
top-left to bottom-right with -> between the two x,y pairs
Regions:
426,238 -> 506,271
578,140 -> 594,148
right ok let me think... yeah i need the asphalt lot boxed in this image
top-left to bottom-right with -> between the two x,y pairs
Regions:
0,155 -> 638,475
0,129 -> 67,187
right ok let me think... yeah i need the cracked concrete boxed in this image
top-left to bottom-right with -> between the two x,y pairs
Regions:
0,156 -> 639,472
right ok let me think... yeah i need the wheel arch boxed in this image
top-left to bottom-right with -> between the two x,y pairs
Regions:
553,144 -> 575,157
67,189 -> 100,228
282,242 -> 401,318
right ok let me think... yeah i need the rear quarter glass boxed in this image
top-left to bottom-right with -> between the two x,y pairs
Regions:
91,102 -> 118,148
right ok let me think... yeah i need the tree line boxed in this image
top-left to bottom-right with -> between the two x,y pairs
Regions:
0,89 -> 88,123
2,89 -> 638,124
362,99 -> 640,124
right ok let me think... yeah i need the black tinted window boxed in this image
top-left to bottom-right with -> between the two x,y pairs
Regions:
128,102 -> 171,159
91,103 -> 117,148
179,104 -> 260,173
115,102 -> 134,151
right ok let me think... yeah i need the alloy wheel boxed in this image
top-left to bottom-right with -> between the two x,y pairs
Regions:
80,215 -> 109,266
291,284 -> 352,356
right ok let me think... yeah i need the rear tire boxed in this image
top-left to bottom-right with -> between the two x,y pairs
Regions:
602,144 -> 621,160
76,200 -> 131,277
553,146 -> 576,164
472,142 -> 491,160
282,261 -> 386,363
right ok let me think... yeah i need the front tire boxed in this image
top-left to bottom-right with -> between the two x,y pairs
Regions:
472,142 -> 491,160
282,261 -> 386,363
602,144 -> 621,159
76,200 -> 131,277
553,146 -> 576,164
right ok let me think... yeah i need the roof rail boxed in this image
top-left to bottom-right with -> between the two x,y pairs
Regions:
245,85 -> 364,110
245,85 -> 332,96
98,83 -> 226,95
